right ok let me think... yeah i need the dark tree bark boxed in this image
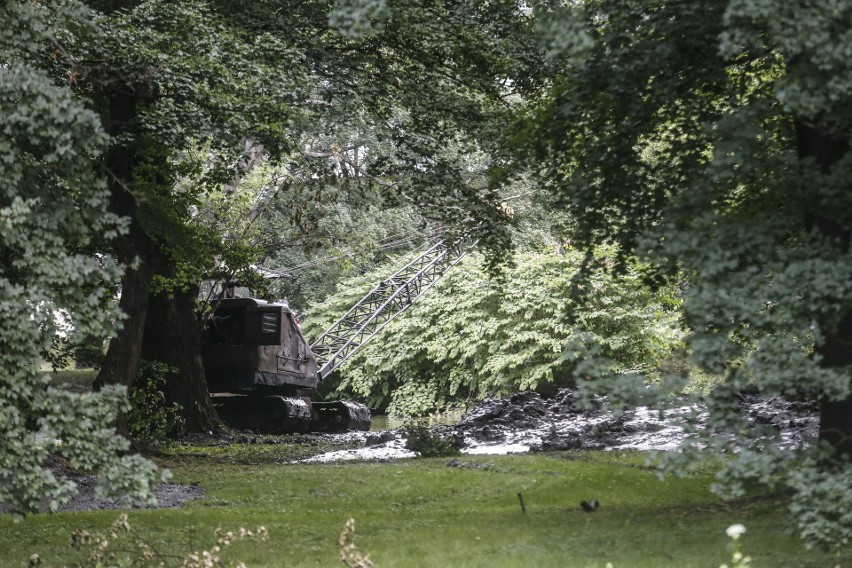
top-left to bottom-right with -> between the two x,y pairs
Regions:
796,118 -> 852,458
93,90 -> 157,435
92,250 -> 156,426
818,314 -> 852,458
91,86 -> 229,438
141,286 -> 225,433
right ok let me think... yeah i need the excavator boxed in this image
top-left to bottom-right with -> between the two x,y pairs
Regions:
201,234 -> 474,433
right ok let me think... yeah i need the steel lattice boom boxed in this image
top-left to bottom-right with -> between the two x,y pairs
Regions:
310,235 -> 475,380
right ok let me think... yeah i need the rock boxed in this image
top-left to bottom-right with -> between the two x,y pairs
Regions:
366,430 -> 396,446
460,399 -> 509,426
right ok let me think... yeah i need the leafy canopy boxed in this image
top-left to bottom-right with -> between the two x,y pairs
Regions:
0,1 -> 162,517
519,0 -> 852,549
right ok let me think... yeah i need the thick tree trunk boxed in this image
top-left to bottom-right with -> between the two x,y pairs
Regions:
141,287 -> 225,433
818,314 -> 852,457
93,254 -> 155,386
93,90 -> 151,436
92,85 -> 227,437
796,119 -> 852,458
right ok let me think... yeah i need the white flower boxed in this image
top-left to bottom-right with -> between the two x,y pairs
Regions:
726,524 -> 747,539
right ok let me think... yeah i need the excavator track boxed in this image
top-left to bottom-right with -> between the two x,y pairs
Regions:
212,395 -> 312,434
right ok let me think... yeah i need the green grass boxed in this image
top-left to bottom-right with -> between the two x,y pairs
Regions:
2,451 -> 849,567
165,434 -> 368,464
48,369 -> 97,394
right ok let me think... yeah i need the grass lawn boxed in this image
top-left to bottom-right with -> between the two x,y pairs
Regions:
2,450 -> 849,567
48,369 -> 97,394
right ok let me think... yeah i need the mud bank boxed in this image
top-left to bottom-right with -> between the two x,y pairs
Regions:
302,388 -> 819,462
1,456 -> 204,514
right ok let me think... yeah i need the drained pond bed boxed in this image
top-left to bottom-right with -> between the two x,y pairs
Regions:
302,388 -> 819,462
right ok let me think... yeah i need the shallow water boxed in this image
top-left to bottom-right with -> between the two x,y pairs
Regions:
369,412 -> 463,432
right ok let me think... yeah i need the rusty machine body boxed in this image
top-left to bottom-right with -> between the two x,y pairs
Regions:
203,297 -> 370,433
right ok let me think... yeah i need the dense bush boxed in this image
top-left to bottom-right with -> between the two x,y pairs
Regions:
403,424 -> 462,458
305,247 -> 682,415
127,361 -> 186,447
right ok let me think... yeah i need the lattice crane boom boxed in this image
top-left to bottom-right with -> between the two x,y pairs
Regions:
310,235 -> 475,380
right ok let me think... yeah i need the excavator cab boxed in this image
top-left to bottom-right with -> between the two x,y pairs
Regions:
204,298 -> 318,393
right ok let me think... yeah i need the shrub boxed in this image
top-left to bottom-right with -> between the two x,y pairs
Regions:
127,361 -> 185,446
306,247 -> 683,416
403,424 -> 462,458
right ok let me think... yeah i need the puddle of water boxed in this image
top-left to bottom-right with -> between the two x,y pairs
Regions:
463,443 -> 530,455
300,438 -> 415,462
300,438 -> 529,463
369,412 -> 463,432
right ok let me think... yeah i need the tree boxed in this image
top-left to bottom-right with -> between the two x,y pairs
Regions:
32,0 -> 539,437
245,0 -> 546,289
519,0 -> 852,549
0,1 -> 161,516
77,0 -> 316,433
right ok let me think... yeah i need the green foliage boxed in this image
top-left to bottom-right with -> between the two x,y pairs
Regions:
330,0 -> 390,39
267,204 -> 431,312
91,1 -> 305,157
0,1 -> 161,517
402,424 -> 462,458
720,1 -> 852,119
84,1 -> 313,296
94,0 -> 541,308
127,362 -> 186,447
243,159 -> 433,311
245,0 -> 548,306
517,0 -> 852,550
787,458 -> 852,550
306,247 -> 681,415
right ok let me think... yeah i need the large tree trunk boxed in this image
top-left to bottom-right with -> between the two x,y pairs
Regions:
141,286 -> 225,433
93,90 -> 154,435
92,85 -> 229,438
92,252 -> 156,434
796,119 -> 852,458
817,314 -> 852,457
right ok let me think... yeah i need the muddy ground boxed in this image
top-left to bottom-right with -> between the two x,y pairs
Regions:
304,388 -> 819,462
9,388 -> 818,512
0,455 -> 205,514
47,476 -> 206,513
